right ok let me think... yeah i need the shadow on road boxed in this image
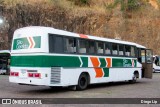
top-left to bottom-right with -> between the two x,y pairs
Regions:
20,81 -> 146,94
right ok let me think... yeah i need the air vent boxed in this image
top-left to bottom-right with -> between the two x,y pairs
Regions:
50,67 -> 61,84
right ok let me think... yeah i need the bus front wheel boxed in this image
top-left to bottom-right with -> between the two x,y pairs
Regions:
76,73 -> 88,90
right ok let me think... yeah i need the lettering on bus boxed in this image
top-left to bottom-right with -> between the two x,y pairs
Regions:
16,40 -> 29,49
123,59 -> 132,67
13,36 -> 41,50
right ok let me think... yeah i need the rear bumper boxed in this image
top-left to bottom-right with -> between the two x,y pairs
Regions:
9,76 -> 48,86
9,76 -> 63,86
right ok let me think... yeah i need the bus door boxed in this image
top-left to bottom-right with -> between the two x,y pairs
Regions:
141,49 -> 153,78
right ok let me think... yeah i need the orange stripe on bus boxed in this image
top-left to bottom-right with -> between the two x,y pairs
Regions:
106,58 -> 111,68
94,68 -> 103,77
79,34 -> 88,39
90,57 -> 99,67
29,37 -> 34,48
90,57 -> 103,77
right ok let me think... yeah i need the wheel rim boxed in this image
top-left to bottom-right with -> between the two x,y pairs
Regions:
133,75 -> 137,81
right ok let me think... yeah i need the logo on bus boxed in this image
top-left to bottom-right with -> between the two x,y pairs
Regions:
123,59 -> 132,67
13,36 -> 41,50
16,40 -> 29,49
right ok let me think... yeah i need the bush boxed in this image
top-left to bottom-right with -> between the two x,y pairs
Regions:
69,0 -> 90,6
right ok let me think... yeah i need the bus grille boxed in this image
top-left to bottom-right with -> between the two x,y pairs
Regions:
50,67 -> 61,84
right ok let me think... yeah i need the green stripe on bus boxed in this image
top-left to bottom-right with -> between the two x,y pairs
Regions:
112,58 -> 136,67
11,56 -> 81,67
99,58 -> 106,67
103,68 -> 109,77
81,57 -> 88,67
11,55 -> 137,68
112,58 -> 123,67
134,59 -> 137,67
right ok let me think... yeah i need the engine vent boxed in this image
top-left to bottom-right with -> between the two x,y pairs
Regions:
50,67 -> 61,84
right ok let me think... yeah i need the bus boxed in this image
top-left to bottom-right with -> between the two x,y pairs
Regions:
153,55 -> 160,72
0,50 -> 10,75
9,26 -> 153,90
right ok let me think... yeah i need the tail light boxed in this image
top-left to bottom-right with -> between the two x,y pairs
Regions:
28,73 -> 33,77
28,73 -> 41,78
34,73 -> 41,78
15,72 -> 19,76
10,72 -> 14,76
10,72 -> 19,77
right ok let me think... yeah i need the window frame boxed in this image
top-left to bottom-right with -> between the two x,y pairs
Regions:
104,42 -> 112,55
63,37 -> 77,54
96,41 -> 105,55
112,43 -> 118,56
48,34 -> 64,53
48,33 -> 137,58
78,38 -> 96,55
124,45 -> 137,57
118,44 -> 125,57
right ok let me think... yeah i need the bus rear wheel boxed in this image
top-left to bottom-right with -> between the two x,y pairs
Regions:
76,73 -> 88,90
129,73 -> 137,83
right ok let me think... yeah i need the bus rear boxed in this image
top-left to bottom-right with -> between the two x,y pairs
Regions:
9,27 -> 51,86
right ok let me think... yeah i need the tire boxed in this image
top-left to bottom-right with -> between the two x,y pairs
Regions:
76,73 -> 88,90
129,74 -> 137,84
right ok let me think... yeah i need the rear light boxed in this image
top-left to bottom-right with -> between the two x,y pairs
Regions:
34,73 -> 41,78
28,73 -> 41,78
10,72 -> 14,76
28,73 -> 33,77
15,72 -> 19,76
10,72 -> 19,77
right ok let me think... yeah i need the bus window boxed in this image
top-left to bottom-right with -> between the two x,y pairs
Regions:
112,43 -> 118,55
141,50 -> 145,63
64,38 -> 76,53
88,41 -> 95,54
146,50 -> 152,63
49,35 -> 63,53
79,39 -> 88,54
119,44 -> 124,56
96,42 -> 104,54
105,42 -> 111,55
131,46 -> 136,57
125,45 -> 131,56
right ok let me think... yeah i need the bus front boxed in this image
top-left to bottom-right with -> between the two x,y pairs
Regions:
9,27 -> 50,86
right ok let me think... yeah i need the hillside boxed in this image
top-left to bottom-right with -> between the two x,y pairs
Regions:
0,0 -> 160,54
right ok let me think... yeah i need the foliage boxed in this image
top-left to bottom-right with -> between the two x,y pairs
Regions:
106,0 -> 141,11
68,0 -> 90,6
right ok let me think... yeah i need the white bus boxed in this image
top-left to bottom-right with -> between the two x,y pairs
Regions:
9,26 -> 153,90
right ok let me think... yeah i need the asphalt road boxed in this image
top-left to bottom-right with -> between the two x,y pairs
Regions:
0,73 -> 160,107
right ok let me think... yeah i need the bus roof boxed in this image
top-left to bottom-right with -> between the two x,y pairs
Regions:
14,26 -> 146,48
0,50 -> 10,54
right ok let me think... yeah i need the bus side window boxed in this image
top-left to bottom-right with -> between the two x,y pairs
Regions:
105,42 -> 111,55
49,35 -> 63,53
79,39 -> 87,54
112,43 -> 118,55
96,42 -> 104,54
64,37 -> 76,53
119,44 -> 124,56
131,46 -> 136,57
88,41 -> 95,54
125,45 -> 131,56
